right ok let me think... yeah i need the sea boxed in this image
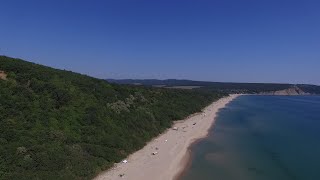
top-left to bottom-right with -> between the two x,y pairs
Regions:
179,95 -> 320,180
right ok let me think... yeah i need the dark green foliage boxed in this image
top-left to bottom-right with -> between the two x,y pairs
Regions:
108,79 -> 320,94
0,56 -> 224,179
297,84 -> 320,94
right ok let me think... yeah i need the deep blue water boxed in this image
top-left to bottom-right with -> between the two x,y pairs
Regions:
180,95 -> 320,180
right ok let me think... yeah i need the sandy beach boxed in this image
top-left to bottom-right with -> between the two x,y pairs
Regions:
94,94 -> 240,180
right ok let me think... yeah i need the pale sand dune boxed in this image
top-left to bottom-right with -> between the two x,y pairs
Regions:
94,94 -> 240,180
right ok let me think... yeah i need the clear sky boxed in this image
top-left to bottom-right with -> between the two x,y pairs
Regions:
1,0 -> 319,84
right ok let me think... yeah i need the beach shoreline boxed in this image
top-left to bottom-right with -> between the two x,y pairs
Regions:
94,94 -> 241,180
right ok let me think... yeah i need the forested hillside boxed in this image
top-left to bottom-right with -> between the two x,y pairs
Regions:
0,56 -> 225,180
107,79 -> 320,94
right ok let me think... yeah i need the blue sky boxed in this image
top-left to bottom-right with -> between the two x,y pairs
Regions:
1,0 -> 319,84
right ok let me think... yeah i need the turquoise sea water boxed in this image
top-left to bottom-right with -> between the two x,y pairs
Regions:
180,95 -> 320,180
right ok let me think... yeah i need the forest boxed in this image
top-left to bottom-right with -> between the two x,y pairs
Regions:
0,56 -> 225,179
107,79 -> 320,94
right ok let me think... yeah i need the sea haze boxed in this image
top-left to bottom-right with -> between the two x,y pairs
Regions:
180,95 -> 320,180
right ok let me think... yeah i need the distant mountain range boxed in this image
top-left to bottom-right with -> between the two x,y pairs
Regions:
107,79 -> 320,95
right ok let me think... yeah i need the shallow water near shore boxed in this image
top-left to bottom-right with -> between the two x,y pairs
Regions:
179,95 -> 320,180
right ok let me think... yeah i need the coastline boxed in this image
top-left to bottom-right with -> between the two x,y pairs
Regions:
94,94 -> 241,180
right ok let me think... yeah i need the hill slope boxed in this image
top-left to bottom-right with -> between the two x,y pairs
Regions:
260,86 -> 310,95
107,79 -> 320,94
0,56 -> 224,180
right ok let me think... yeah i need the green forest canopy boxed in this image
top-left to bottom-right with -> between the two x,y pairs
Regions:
107,79 -> 320,94
0,56 -> 225,180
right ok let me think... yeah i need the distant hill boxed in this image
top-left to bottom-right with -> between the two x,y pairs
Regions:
260,85 -> 309,95
107,79 -> 320,94
0,56 -> 224,179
